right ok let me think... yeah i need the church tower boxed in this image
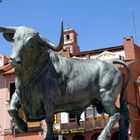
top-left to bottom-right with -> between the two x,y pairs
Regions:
59,28 -> 80,56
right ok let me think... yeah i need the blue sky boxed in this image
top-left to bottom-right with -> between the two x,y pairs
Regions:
0,0 -> 140,56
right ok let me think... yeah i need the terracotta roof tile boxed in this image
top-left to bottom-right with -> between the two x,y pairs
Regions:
0,57 -> 14,76
3,67 -> 15,75
0,63 -> 12,72
71,45 -> 124,57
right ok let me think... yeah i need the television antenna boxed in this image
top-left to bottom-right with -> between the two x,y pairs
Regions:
128,9 -> 137,43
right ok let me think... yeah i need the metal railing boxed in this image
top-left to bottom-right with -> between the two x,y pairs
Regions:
60,118 -> 111,132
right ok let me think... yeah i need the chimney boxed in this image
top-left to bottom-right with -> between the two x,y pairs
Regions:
123,36 -> 135,60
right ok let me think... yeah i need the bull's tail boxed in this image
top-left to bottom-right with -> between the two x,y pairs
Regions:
113,60 -> 131,140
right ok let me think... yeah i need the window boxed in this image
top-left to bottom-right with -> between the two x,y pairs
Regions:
69,113 -> 76,122
66,34 -> 70,40
9,82 -> 15,100
86,106 -> 104,118
119,55 -> 124,60
86,106 -> 94,117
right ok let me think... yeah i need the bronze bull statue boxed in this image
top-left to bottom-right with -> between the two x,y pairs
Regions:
0,21 -> 130,140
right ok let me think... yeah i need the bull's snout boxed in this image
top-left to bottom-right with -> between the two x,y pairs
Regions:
9,57 -> 21,67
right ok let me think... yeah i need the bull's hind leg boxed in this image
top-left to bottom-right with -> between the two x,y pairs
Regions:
97,89 -> 120,140
8,92 -> 28,133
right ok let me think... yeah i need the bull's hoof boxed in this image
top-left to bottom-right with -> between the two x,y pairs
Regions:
18,122 -> 28,133
8,109 -> 28,133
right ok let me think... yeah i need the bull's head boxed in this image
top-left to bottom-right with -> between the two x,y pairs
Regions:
0,21 -> 64,67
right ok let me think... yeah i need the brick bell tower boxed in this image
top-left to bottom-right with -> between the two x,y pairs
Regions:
59,28 -> 80,57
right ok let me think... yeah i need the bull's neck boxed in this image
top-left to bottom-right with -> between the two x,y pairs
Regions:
16,53 -> 49,85
15,68 -> 39,85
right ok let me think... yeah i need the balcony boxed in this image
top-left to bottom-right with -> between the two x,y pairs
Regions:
60,118 -> 111,132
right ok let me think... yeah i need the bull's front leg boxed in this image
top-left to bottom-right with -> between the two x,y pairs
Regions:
45,115 -> 54,140
8,92 -> 28,133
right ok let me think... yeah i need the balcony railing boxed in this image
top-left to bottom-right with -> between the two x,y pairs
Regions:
60,118 -> 112,132
61,121 -> 85,130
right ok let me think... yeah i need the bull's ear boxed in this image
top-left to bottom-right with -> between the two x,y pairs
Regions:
3,33 -> 14,42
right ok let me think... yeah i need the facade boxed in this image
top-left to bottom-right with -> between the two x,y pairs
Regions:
0,28 -> 140,140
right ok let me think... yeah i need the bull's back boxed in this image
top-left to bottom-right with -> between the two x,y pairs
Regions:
55,59 -> 102,112
55,59 -> 121,113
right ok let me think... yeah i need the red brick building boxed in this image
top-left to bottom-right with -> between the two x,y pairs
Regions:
0,28 -> 140,140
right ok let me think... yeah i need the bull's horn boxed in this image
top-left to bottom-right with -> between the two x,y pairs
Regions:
0,26 -> 17,33
40,20 -> 64,51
